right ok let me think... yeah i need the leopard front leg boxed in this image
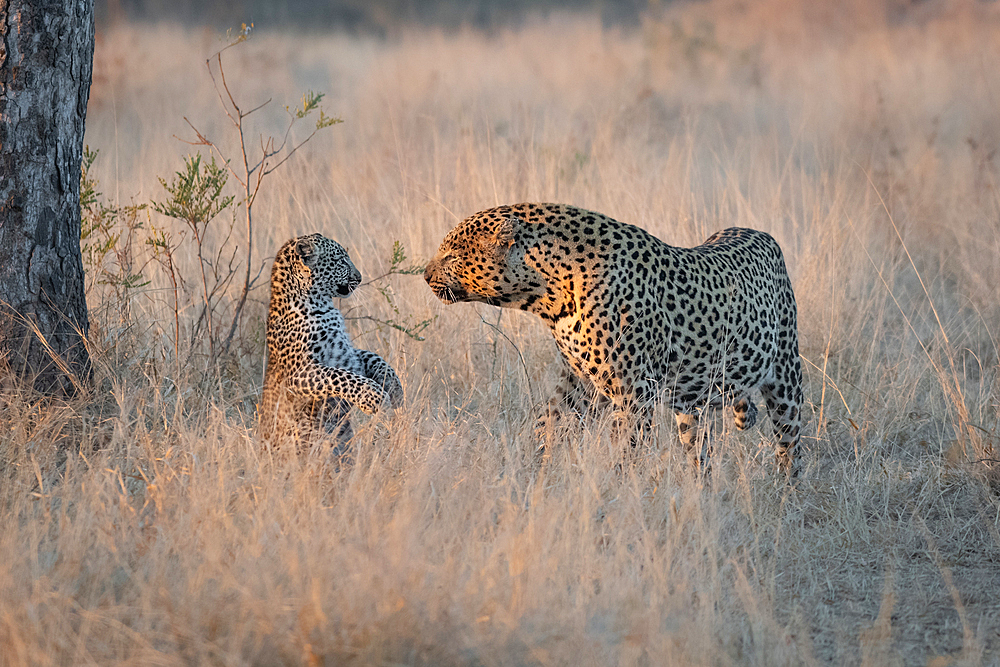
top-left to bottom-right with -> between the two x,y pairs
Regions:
287,363 -> 393,414
535,359 -> 610,438
760,380 -> 803,477
355,349 -> 404,408
554,358 -> 611,415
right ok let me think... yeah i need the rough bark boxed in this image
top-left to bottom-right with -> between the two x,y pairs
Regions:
0,0 -> 94,395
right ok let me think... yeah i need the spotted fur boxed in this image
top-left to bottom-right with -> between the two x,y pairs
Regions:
258,233 -> 403,452
424,203 -> 803,474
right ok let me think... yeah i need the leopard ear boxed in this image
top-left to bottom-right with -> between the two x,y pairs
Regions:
295,236 -> 316,264
494,214 -> 520,248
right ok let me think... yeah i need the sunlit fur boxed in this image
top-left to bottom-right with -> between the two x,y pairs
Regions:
426,203 -> 803,473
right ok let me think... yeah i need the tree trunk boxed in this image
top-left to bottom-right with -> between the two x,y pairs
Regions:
0,0 -> 94,395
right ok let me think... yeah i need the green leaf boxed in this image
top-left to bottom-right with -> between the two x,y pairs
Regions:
152,153 -> 233,228
316,110 -> 344,130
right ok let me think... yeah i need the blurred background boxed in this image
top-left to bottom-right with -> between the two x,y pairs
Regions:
98,0 -> 649,32
96,0 -> 993,32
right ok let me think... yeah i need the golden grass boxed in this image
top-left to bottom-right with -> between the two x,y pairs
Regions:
2,1 -> 1000,664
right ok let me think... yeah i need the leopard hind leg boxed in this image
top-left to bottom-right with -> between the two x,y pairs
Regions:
732,396 -> 758,431
319,397 -> 354,460
675,410 -> 712,474
760,379 -> 803,477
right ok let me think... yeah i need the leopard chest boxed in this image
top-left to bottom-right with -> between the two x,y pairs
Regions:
304,306 -> 364,375
268,297 -> 362,371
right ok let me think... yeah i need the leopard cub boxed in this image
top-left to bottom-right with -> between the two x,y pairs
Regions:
258,233 -> 402,452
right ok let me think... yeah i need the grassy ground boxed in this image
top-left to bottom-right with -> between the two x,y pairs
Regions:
2,1 -> 1000,664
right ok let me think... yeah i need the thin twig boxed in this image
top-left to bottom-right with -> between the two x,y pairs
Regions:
206,57 -> 239,126
477,309 -> 533,402
179,117 -> 248,189
262,129 -> 323,177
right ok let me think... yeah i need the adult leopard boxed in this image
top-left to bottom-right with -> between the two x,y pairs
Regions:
424,203 -> 803,475
258,233 -> 402,452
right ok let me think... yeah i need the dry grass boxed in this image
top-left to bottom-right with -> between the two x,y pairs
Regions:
3,1 -> 1000,664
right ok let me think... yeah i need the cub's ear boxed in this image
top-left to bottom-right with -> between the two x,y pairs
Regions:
295,236 -> 316,264
493,214 -> 520,248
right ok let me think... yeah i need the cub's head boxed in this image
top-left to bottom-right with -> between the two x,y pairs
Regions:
424,207 -> 536,306
272,233 -> 361,301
